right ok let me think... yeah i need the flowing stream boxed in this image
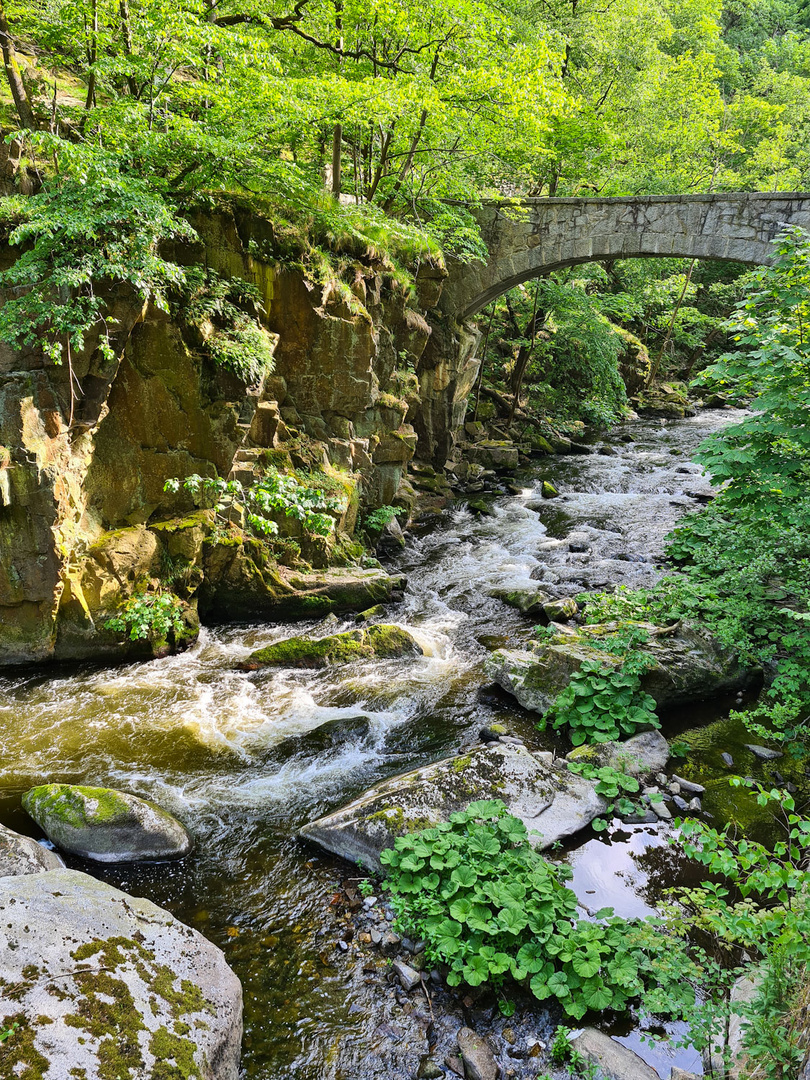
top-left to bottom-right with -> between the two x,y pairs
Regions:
0,409 -> 758,1079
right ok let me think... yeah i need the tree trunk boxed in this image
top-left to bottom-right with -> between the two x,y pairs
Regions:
0,1 -> 35,129
331,122 -> 342,197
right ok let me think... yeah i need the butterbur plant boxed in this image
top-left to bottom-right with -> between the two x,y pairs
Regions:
380,800 -> 700,1020
542,658 -> 659,745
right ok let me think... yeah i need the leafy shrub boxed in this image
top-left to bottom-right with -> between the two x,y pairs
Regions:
380,800 -> 697,1020
566,762 -> 647,830
363,504 -> 406,533
178,268 -> 275,385
165,469 -> 342,539
105,592 -> 185,642
541,658 -> 659,745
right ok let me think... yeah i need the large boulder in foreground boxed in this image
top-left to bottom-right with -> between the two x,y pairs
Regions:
243,624 -> 423,669
0,822 -> 65,877
486,621 -> 754,717
299,742 -> 607,871
23,784 -> 192,863
0,868 -> 241,1080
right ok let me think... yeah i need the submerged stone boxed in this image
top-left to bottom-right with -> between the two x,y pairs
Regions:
22,784 -> 192,863
0,868 -> 241,1080
244,624 -> 423,669
299,743 -> 606,871
0,822 -> 64,877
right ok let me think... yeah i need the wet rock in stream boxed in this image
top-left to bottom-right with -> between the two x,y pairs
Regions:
487,620 -> 756,717
299,742 -> 608,870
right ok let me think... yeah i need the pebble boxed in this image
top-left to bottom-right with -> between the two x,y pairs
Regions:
721,752 -> 734,767
688,797 -> 702,812
672,796 -> 689,811
651,800 -> 672,820
381,931 -> 402,952
370,929 -> 382,945
337,940 -> 349,952
392,958 -> 422,991
671,774 -> 705,795
401,937 -> 416,953
363,896 -> 378,909
642,785 -> 659,796
500,735 -> 525,745
655,772 -> 668,786
668,782 -> 681,795
358,932 -> 372,944
569,542 -> 589,552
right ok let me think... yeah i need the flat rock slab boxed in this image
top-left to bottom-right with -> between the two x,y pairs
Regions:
0,822 -> 64,877
299,743 -> 606,871
569,1029 -> 661,1080
23,783 -> 193,863
567,730 -> 670,780
0,868 -> 242,1080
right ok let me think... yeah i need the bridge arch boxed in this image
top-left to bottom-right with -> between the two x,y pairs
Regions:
439,192 -> 810,320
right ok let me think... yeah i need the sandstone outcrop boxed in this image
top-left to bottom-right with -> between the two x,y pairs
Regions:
0,202 -> 442,666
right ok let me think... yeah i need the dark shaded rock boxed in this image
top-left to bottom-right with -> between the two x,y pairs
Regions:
392,959 -> 421,991
0,822 -> 64,877
23,784 -> 192,863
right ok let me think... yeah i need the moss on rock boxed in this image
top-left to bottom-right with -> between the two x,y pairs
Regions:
245,624 -> 422,669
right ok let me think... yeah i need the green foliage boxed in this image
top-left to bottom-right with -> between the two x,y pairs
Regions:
178,268 -> 275,385
566,762 -> 645,830
164,469 -> 342,539
357,879 -> 375,898
541,657 -> 659,746
363,504 -> 406,534
380,799 -> 701,1021
0,141 -> 193,365
104,591 -> 185,642
0,1020 -> 20,1043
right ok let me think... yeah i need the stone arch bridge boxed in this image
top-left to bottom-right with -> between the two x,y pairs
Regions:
416,191 -> 810,462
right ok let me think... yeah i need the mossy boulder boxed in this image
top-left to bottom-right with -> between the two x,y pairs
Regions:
299,743 -> 606,871
485,621 -> 756,718
0,868 -> 241,1080
244,624 -> 423,670
464,439 -> 519,470
22,784 -> 193,863
489,586 -> 549,616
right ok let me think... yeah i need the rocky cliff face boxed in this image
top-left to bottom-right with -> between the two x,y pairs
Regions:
0,205 -> 450,666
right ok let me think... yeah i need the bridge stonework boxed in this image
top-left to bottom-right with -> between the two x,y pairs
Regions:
413,192 -> 810,464
441,192 -> 810,320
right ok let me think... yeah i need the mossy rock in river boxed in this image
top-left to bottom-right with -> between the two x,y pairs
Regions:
244,624 -> 423,669
22,784 -> 192,863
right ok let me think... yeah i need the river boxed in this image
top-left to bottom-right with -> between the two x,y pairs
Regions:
0,409 -> 751,1078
